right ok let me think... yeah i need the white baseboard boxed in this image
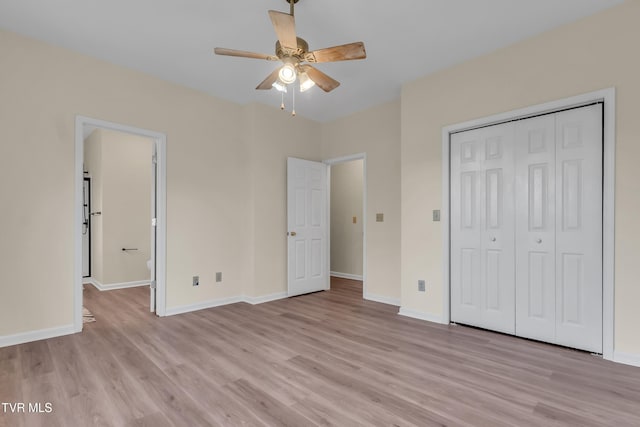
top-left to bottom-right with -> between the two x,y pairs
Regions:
243,292 -> 288,305
364,292 -> 400,307
84,278 -> 149,291
0,324 -> 76,348
330,271 -> 363,281
165,295 -> 245,316
613,351 -> 640,368
165,292 -> 290,316
398,307 -> 447,325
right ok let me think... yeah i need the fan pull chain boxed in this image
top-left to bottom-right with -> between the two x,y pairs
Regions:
292,86 -> 296,116
280,91 -> 285,110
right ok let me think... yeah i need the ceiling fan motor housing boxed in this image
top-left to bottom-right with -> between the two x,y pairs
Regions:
276,37 -> 309,60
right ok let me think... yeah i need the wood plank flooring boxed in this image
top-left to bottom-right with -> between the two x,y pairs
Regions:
1,277 -> 640,426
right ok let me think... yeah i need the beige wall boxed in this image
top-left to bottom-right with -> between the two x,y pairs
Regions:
330,160 -> 364,277
0,29 -> 320,335
322,100 -> 401,302
244,103 -> 323,298
84,129 -> 152,285
401,1 -> 640,354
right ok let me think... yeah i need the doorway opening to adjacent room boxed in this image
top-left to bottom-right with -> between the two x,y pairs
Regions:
74,116 -> 167,332
326,154 -> 366,298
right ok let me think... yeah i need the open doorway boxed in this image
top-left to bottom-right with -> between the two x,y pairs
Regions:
326,154 -> 366,298
74,117 -> 167,332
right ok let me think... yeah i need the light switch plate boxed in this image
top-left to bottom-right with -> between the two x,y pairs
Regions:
418,280 -> 426,292
353,216 -> 357,224
193,276 -> 199,286
216,272 -> 222,283
433,210 -> 441,222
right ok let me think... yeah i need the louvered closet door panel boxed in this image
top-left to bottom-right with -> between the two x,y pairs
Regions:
451,123 -> 515,333
515,114 -> 557,343
554,104 -> 603,353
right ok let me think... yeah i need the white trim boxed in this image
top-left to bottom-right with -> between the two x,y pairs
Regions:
364,293 -> 400,307
164,293 -> 289,316
82,277 -> 100,289
441,88 -> 616,361
613,351 -> 640,368
324,153 -> 367,298
243,292 -> 288,305
0,324 -> 75,348
165,296 -> 245,316
441,126 -> 451,326
398,307 -> 445,324
330,271 -> 364,281
601,90 -> 616,361
85,278 -> 149,291
75,115 -> 168,334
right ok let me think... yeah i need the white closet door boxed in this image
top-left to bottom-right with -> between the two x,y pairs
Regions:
515,114 -> 557,343
451,128 -> 483,326
451,123 -> 515,333
554,105 -> 603,353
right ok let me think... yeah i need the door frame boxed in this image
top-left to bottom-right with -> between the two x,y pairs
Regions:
324,153 -> 367,298
441,88 -> 615,361
74,115 -> 168,332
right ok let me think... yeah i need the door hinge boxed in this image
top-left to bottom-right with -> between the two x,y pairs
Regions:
150,280 -> 157,289
152,154 -> 158,165
151,218 -> 157,227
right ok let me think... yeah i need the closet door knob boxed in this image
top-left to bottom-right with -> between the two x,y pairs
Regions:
491,237 -> 496,242
536,238 -> 542,244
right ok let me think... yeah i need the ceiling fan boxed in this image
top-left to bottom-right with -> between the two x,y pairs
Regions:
214,0 -> 366,98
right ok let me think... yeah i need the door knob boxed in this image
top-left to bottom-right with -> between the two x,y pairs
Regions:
290,231 -> 297,236
536,238 -> 542,244
491,237 -> 496,242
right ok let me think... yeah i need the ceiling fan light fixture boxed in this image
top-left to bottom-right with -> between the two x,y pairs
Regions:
299,71 -> 315,92
278,63 -> 297,84
272,80 -> 288,93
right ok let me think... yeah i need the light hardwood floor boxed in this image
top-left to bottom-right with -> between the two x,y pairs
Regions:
1,277 -> 640,426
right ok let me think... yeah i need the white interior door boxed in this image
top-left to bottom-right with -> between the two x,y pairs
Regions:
554,105 -> 603,353
515,114 -> 557,343
450,122 -> 516,333
514,105 -> 603,352
287,157 -> 329,297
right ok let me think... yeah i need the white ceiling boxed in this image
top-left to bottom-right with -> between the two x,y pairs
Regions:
0,0 -> 624,122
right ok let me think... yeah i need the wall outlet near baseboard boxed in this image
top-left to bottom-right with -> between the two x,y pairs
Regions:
216,272 -> 222,283
418,280 -> 426,292
193,276 -> 199,286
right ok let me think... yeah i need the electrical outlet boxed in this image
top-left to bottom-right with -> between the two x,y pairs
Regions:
418,280 -> 426,292
216,272 -> 222,283
376,213 -> 384,222
193,276 -> 199,286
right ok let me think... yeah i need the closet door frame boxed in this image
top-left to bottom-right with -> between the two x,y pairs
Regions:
441,88 -> 615,361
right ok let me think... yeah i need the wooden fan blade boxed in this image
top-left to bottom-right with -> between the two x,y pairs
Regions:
306,42 -> 366,63
214,48 -> 278,61
268,10 -> 297,49
256,68 -> 281,90
301,65 -> 340,92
